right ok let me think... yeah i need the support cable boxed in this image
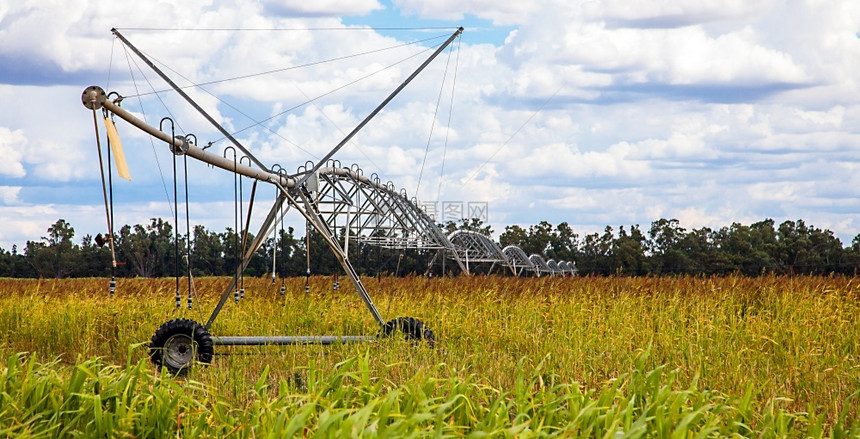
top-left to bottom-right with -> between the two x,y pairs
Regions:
113,28 -> 269,172
117,26 -> 458,32
271,169 -> 287,296
121,46 -> 189,137
332,178 -> 339,292
290,85 -> 388,195
106,38 -> 115,91
279,200 -> 286,296
459,86 -> 563,189
183,152 -> 194,310
376,232 -> 382,295
415,38 -> 456,197
105,110 -> 117,296
436,37 -> 462,202
162,118 -> 180,308
238,157 -> 246,300
271,185 -> 278,285
294,27 -> 464,190
178,143 -> 205,321
125,33 -> 449,98
305,218 -> 311,295
239,175 -> 258,301
203,45 -> 438,158
121,44 -> 175,219
227,147 -> 240,303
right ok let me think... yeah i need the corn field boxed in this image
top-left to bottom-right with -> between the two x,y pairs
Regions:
0,275 -> 857,437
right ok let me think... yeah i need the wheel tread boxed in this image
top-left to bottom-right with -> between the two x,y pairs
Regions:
149,318 -> 213,374
379,316 -> 435,347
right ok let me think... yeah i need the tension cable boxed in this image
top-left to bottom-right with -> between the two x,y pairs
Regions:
436,37 -> 462,202
415,34 -> 458,197
161,118 -> 182,308
121,43 -> 175,219
124,33 -> 450,98
239,166 -> 258,302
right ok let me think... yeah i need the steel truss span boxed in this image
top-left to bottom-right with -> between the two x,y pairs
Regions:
308,164 -> 578,277
529,254 -> 553,276
310,161 -> 455,251
503,245 -> 536,276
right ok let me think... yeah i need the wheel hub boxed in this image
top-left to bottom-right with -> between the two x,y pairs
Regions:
163,333 -> 196,370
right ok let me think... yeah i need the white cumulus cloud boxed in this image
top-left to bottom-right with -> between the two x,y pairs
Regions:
0,127 -> 26,177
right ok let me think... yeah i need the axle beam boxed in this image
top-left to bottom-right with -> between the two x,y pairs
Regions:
213,335 -> 375,346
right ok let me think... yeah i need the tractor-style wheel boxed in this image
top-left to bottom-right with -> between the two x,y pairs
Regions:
379,317 -> 435,347
149,319 -> 214,375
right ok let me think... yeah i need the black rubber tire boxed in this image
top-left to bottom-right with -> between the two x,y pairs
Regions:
149,318 -> 214,375
378,317 -> 435,347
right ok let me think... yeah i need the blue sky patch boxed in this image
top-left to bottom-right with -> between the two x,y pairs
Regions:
342,1 -> 514,46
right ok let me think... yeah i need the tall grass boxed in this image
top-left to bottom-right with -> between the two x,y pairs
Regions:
0,351 -> 856,437
0,275 -> 857,436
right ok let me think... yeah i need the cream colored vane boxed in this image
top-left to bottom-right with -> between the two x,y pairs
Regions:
103,117 -> 131,181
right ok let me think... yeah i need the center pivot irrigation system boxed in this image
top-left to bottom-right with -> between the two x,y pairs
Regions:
83,27 -> 575,374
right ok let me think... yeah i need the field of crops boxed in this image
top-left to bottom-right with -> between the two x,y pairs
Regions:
0,275 -> 857,437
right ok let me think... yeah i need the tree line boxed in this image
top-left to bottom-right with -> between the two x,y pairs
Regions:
1,217 -> 858,279
500,218 -> 860,276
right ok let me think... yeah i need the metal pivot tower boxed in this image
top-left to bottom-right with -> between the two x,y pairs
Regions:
84,26 -> 463,374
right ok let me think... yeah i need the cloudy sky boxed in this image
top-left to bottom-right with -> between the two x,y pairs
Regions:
0,0 -> 859,251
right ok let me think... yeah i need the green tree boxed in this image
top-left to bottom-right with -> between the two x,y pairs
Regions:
190,224 -> 225,276
499,225 -> 528,249
0,245 -> 34,277
578,227 -> 614,275
677,227 -> 725,275
546,222 -> 578,262
611,225 -> 649,275
77,234 -> 112,277
648,219 -> 688,274
776,219 -> 843,274
115,218 -> 176,278
524,221 -> 554,256
25,219 -> 80,278
443,218 -> 494,236
847,234 -> 860,275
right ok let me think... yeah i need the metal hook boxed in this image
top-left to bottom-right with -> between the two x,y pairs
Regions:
159,117 -> 187,155
103,92 -> 123,120
106,91 -> 124,106
159,117 -> 174,133
200,141 -> 214,167
222,145 -> 237,159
